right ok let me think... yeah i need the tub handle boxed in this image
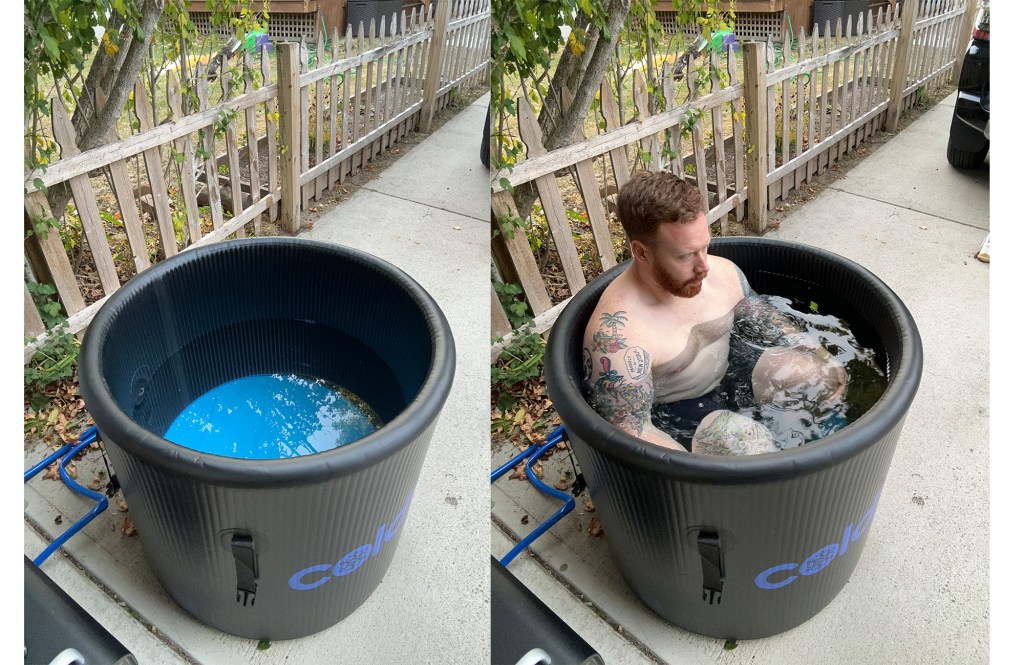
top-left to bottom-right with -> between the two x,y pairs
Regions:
697,530 -> 724,605
231,533 -> 259,606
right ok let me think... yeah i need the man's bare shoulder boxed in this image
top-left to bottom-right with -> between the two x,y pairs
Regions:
584,274 -> 655,345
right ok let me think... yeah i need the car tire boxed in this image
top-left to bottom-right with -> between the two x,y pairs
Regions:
946,140 -> 988,169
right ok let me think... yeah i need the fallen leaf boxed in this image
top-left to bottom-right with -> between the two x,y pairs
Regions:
87,477 -> 104,491
121,516 -> 137,537
554,478 -> 569,491
42,464 -> 60,482
54,515 -> 63,525
452,225 -> 461,231
587,517 -> 603,537
918,225 -> 928,230
117,499 -> 129,512
520,514 -> 529,525
583,499 -> 595,512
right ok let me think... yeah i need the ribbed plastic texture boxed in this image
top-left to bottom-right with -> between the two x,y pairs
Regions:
545,238 -> 922,639
80,239 -> 455,639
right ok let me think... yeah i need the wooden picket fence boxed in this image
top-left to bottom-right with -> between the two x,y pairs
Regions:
24,0 -> 488,362
491,0 -> 977,360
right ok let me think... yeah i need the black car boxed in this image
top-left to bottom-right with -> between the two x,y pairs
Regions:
947,7 -> 989,169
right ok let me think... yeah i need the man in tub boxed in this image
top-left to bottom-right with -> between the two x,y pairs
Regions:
582,170 -> 847,455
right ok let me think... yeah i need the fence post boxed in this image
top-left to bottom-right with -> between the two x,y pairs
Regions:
418,0 -> 451,133
277,41 -> 302,235
951,0 -> 979,85
742,41 -> 768,234
884,0 -> 916,132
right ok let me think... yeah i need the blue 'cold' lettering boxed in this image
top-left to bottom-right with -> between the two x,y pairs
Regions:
288,491 -> 413,591
754,492 -> 880,591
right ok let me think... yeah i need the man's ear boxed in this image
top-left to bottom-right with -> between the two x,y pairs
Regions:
630,238 -> 652,264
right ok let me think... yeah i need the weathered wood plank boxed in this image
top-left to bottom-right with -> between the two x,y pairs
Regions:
794,28 -> 806,189
727,48 -> 746,220
807,24 -> 819,182
94,88 -> 150,274
420,0 -> 450,131
599,79 -> 633,191
491,190 -> 552,316
166,72 -> 202,245
885,0 -> 916,130
243,53 -> 262,234
300,41 -> 314,206
709,50 -> 728,215
218,61 -> 247,238
197,77 -> 225,230
633,72 -> 658,170
25,283 -> 46,339
277,42 -> 302,235
24,192 -> 86,314
743,42 -> 769,233
51,97 -> 122,294
315,38 -> 326,199
134,78 -> 181,255
261,48 -> 280,222
26,83 -> 279,194
780,33 -> 792,199
329,27 -> 341,187
491,286 -> 512,339
561,89 -> 616,273
818,22 -> 832,175
517,97 -> 586,295
663,68 -> 683,177
686,53 -> 711,212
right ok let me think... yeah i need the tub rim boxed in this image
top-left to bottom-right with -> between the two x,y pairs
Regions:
545,237 -> 923,484
80,237 -> 456,487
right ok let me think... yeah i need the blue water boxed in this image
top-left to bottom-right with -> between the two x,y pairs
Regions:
164,373 -> 383,459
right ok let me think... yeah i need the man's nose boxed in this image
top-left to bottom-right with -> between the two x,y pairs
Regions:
696,250 -> 709,273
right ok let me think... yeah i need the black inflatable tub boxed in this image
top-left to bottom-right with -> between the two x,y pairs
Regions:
545,237 -> 922,639
80,238 -> 455,640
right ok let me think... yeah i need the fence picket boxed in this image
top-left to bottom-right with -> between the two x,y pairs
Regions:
766,40 -> 779,207
663,70 -> 683,177
24,192 -> 86,314
850,14 -> 862,149
491,191 -> 552,316
218,62 -> 247,238
633,72 -> 659,170
794,28 -> 806,189
243,53 -> 262,234
807,24 -> 819,181
709,50 -> 728,216
166,73 -> 202,245
299,41 -> 313,205
781,32 -> 793,199
25,283 -> 46,338
50,98 -> 122,294
491,285 -> 512,338
517,98 -> 587,295
727,48 -> 746,220
261,48 -> 280,222
315,37 -> 326,199
329,27 -> 341,186
352,23 -> 365,171
562,89 -> 616,273
599,79 -> 632,191
197,77 -> 225,230
686,54 -> 711,213
95,88 -> 150,274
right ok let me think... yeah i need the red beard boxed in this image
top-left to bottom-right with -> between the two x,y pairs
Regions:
653,261 -> 707,298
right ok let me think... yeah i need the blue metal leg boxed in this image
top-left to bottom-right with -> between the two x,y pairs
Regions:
25,426 -> 111,566
492,426 -> 576,567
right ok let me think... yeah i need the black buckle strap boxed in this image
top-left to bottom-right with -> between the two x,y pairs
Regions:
231,533 -> 259,606
697,530 -> 724,605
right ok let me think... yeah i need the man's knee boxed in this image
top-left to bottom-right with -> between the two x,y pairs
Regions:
751,347 -> 848,407
692,410 -> 777,456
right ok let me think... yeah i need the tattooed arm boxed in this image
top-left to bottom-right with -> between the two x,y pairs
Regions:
583,310 -> 684,451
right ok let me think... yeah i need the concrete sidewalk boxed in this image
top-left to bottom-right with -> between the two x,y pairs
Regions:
491,92 -> 990,664
24,93 -> 492,664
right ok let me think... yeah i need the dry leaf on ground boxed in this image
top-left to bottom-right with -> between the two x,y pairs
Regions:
121,517 -> 137,537
587,517 -> 603,537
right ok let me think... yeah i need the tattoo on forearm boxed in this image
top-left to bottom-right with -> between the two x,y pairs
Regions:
584,310 -> 655,436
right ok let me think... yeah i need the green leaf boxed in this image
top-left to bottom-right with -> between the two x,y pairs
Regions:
507,33 -> 526,60
499,177 -> 511,191
33,178 -> 46,193
724,639 -> 738,650
810,301 -> 819,313
256,640 -> 272,651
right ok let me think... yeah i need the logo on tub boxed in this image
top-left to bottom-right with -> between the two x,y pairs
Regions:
754,492 -> 880,590
288,491 -> 414,591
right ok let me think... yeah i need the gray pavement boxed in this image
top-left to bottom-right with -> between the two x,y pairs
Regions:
24,93 -> 492,664
491,91 -> 990,664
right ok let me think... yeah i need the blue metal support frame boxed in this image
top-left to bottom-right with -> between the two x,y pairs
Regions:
492,426 -> 576,567
25,426 -> 110,566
